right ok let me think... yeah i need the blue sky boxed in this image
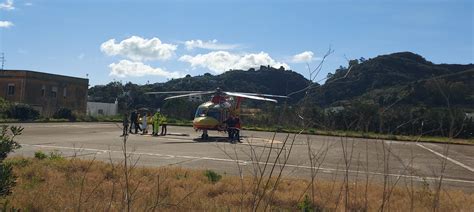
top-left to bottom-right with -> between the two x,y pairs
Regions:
1,0 -> 472,86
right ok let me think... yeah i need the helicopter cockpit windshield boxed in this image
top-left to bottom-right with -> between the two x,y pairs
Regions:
195,107 -> 207,117
206,108 -> 221,121
195,104 -> 228,121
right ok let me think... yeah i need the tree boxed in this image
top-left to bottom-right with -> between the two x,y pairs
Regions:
0,125 -> 23,197
349,59 -> 359,67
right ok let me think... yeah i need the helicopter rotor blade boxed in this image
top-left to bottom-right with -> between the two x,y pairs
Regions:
236,92 -> 289,98
145,90 -> 207,95
224,92 -> 278,103
164,91 -> 215,100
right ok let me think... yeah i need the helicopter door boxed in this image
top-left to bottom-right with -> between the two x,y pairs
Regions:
221,109 -> 228,123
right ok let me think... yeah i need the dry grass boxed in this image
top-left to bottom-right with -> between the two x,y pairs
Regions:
2,157 -> 473,211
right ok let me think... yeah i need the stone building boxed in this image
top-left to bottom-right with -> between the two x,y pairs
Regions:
0,70 -> 88,117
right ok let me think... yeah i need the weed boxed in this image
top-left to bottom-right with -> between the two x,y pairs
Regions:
297,194 -> 324,212
4,158 -> 30,167
34,151 -> 47,160
176,172 -> 189,180
48,151 -> 63,160
3,158 -> 474,210
204,170 -> 222,183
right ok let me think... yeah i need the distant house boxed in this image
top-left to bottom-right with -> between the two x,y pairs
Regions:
87,100 -> 118,116
188,95 -> 203,102
0,70 -> 88,117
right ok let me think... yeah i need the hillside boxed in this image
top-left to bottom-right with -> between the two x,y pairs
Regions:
89,52 -> 473,109
157,65 -> 310,98
312,52 -> 474,107
88,66 -> 311,108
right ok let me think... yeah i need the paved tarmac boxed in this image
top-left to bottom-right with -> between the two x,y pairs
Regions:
8,122 -> 474,192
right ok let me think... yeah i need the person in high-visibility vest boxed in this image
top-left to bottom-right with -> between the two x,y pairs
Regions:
152,109 -> 161,136
160,113 -> 167,136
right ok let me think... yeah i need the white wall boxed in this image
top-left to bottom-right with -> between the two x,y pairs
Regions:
87,101 -> 118,116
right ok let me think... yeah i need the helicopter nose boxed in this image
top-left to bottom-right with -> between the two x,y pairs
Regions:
193,117 -> 219,129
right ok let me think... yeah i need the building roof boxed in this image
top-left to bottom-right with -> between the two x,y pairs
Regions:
1,69 -> 88,81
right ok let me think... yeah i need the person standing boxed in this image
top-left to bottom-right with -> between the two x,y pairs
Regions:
152,109 -> 161,136
142,111 -> 148,134
224,115 -> 237,143
234,115 -> 241,142
132,110 -> 142,134
129,110 -> 136,134
160,112 -> 167,136
122,112 -> 129,136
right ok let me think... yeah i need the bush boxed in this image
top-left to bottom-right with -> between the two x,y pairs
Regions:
0,97 -> 10,118
49,151 -> 63,160
34,151 -> 48,160
0,163 -> 16,196
7,104 -> 39,121
0,125 -> 23,197
53,108 -> 76,121
204,170 -> 222,183
297,194 -> 324,212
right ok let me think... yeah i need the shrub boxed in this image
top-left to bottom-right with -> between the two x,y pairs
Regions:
34,151 -> 48,160
0,97 -> 10,118
4,158 -> 30,168
0,163 -> 16,197
53,108 -> 76,121
0,125 -> 23,197
297,195 -> 312,211
7,104 -> 39,121
204,170 -> 222,183
49,151 -> 63,160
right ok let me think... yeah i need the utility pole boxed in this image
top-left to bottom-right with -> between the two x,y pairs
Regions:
0,53 -> 5,70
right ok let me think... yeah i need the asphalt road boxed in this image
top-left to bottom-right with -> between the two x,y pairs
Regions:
9,122 -> 474,192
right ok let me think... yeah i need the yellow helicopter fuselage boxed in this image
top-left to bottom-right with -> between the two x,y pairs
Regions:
192,101 -> 235,131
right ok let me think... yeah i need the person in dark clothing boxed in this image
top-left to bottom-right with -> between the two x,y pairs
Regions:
234,116 -> 241,142
130,110 -> 141,134
224,115 -> 239,143
122,113 -> 129,136
129,110 -> 136,134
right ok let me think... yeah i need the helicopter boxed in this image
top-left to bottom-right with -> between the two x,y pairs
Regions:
145,88 -> 288,139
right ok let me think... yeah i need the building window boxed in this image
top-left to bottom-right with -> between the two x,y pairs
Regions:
63,87 -> 67,98
7,84 -> 15,96
41,85 -> 46,97
51,86 -> 58,98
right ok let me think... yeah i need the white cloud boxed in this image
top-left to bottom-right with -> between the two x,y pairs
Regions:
100,36 -> 177,61
184,39 -> 239,50
291,51 -> 314,63
109,60 -> 183,78
24,2 -> 32,6
0,0 -> 14,10
0,21 -> 13,28
179,51 -> 289,74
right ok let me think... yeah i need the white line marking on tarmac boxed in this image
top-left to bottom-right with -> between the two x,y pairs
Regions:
21,143 -> 474,185
416,143 -> 474,173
